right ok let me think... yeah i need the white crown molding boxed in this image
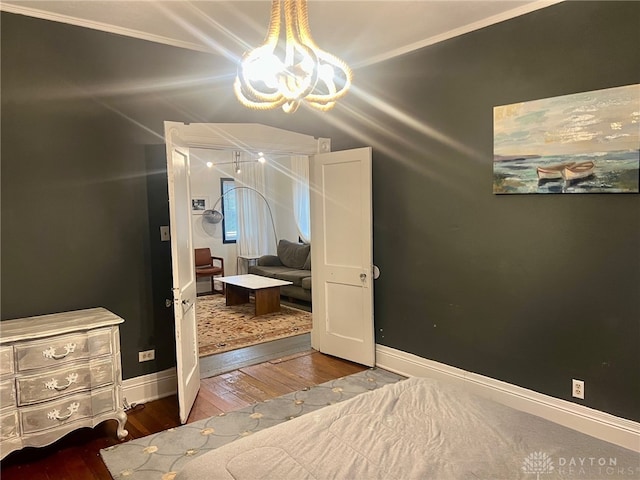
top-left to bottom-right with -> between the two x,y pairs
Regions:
375,344 -> 640,452
354,0 -> 565,68
0,3 -> 211,53
2,1 -> 564,64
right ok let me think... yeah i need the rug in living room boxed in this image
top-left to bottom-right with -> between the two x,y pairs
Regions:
100,368 -> 404,480
196,294 -> 312,357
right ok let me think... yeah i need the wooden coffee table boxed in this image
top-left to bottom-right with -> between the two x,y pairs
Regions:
217,274 -> 293,316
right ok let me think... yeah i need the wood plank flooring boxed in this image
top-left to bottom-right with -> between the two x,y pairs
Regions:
0,350 -> 366,480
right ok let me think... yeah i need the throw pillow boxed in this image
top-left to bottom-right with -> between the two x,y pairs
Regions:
303,250 -> 311,270
277,239 -> 310,269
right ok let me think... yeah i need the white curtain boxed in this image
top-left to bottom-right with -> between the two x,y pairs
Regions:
291,155 -> 311,244
236,155 -> 276,256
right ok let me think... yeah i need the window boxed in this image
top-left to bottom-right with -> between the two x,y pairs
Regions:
220,178 -> 237,243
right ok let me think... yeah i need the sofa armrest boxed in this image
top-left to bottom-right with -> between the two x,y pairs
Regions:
258,255 -> 283,267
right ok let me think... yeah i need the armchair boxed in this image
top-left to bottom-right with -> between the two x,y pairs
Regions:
195,248 -> 225,295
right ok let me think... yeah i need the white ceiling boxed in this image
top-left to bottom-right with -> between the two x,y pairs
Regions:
1,1 -> 560,68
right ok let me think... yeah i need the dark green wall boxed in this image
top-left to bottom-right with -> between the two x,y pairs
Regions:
364,1 -> 640,421
1,2 -> 638,420
0,14 -> 223,377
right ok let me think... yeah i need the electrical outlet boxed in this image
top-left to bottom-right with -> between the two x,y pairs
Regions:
572,379 -> 584,399
160,226 -> 170,242
139,349 -> 155,362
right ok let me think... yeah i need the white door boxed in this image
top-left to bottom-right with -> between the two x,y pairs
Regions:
310,147 -> 375,366
165,126 -> 200,423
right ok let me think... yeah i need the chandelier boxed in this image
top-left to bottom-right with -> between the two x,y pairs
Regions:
233,0 -> 352,113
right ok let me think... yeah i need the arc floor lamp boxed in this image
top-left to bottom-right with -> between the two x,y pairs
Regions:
202,186 -> 279,248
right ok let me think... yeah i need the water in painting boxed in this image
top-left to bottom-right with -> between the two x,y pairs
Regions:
493,84 -> 639,194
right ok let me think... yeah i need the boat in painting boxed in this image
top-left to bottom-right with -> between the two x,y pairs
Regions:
561,161 -> 595,183
536,162 -> 576,180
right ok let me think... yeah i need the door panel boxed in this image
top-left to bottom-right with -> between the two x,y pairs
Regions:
326,283 -> 367,340
310,147 -> 374,366
165,127 -> 199,424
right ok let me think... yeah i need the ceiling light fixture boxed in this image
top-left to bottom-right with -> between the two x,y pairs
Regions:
234,0 -> 352,113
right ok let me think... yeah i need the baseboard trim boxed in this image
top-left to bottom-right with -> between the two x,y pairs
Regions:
122,368 -> 177,407
375,345 -> 640,452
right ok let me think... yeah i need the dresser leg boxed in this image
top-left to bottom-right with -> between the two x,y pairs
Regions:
115,409 -> 128,440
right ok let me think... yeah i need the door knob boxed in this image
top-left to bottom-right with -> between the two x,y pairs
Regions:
372,265 -> 380,279
360,273 -> 367,281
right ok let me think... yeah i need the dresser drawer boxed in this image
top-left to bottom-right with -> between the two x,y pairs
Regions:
14,328 -> 112,372
19,388 -> 115,435
16,358 -> 115,406
0,378 -> 16,409
0,346 -> 14,376
0,410 -> 19,441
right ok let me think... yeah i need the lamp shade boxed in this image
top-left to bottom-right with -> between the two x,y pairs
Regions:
202,209 -> 224,224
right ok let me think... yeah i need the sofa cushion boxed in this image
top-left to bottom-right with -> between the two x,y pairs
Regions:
274,269 -> 311,288
301,277 -> 312,290
277,240 -> 310,269
257,255 -> 283,267
281,285 -> 312,302
249,265 -> 292,279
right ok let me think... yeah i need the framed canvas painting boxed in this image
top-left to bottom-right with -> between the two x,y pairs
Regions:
493,84 -> 639,194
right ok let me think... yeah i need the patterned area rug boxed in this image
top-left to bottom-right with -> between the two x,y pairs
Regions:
196,294 -> 312,357
100,368 -> 404,480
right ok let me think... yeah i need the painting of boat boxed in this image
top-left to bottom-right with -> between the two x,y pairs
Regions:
561,161 -> 595,183
493,84 -> 639,194
536,162 -> 575,180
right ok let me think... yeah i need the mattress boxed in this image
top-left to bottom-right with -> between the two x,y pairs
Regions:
176,376 -> 639,480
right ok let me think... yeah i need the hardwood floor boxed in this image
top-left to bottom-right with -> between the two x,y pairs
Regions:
0,350 -> 366,480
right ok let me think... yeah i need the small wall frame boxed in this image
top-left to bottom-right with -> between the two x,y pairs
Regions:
191,197 -> 209,213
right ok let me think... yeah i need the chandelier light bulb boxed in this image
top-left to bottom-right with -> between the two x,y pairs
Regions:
234,0 -> 352,113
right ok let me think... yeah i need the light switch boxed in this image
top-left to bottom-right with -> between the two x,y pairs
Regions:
160,226 -> 170,241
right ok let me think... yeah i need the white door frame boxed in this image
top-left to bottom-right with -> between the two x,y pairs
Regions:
164,122 -> 375,420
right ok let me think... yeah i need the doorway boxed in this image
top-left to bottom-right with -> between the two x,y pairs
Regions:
188,148 -> 314,376
165,122 -> 375,421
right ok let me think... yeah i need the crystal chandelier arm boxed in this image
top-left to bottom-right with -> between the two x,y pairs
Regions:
262,0 -> 282,47
234,0 -> 352,112
294,1 -> 352,106
279,0 -> 318,101
305,51 -> 352,102
234,77 -> 287,110
235,0 -> 286,107
236,46 -> 287,104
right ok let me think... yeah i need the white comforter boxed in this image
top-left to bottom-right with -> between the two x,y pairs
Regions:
176,376 -> 638,480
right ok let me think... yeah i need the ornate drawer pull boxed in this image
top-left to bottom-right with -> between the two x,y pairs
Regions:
45,372 -> 79,391
47,402 -> 80,421
42,343 -> 76,360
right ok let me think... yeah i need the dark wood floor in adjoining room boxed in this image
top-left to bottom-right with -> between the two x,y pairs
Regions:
0,350 -> 366,480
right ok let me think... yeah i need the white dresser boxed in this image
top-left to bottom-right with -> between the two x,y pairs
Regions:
0,308 -> 127,459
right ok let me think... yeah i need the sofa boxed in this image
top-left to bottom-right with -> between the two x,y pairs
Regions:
248,239 -> 311,303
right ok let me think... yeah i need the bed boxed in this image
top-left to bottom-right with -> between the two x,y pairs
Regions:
176,376 -> 639,480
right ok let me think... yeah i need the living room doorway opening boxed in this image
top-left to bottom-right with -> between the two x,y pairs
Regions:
189,148 -> 314,377
165,122 -> 374,421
